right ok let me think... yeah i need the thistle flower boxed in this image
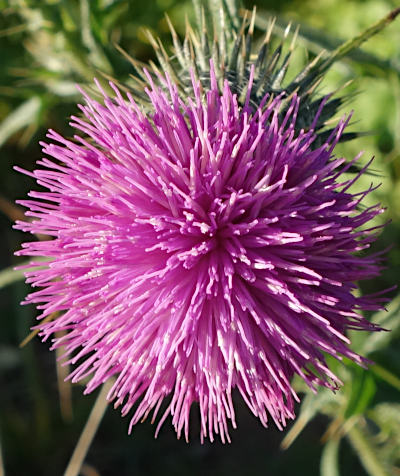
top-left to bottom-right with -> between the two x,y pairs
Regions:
15,62 -> 386,442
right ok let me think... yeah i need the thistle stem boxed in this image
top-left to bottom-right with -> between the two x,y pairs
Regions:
63,380 -> 114,476
346,423 -> 390,476
320,437 -> 341,476
319,7 -> 400,74
371,364 -> 400,392
55,331 -> 73,422
0,434 -> 5,476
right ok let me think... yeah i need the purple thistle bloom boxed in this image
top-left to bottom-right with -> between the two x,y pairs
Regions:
15,64 -> 386,443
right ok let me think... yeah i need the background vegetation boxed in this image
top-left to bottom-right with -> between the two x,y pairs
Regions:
0,1 -> 399,475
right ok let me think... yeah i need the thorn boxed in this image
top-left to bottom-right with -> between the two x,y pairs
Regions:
284,21 -> 292,38
165,13 -> 178,40
249,7 -> 256,36
239,9 -> 249,37
113,42 -> 146,73
265,17 -> 276,43
200,5 -> 206,33
290,24 -> 300,50
95,70 -> 131,93
157,37 -> 171,62
144,29 -> 159,50
19,312 -> 57,348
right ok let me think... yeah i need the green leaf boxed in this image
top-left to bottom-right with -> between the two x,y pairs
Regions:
344,366 -> 376,419
320,438 -> 341,476
0,96 -> 41,147
0,258 -> 49,290
0,264 -> 25,289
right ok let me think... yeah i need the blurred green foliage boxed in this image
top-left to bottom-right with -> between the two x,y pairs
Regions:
0,1 -> 399,475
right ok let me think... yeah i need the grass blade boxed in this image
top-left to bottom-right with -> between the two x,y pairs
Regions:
63,380 -> 114,476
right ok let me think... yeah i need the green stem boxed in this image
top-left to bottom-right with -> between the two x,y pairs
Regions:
346,423 -> 389,476
0,433 -> 4,476
193,0 -> 242,45
320,437 -> 341,476
63,380 -> 114,476
318,7 -> 400,75
371,364 -> 400,392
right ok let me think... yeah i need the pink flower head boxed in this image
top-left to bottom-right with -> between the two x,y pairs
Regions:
15,64 -> 386,442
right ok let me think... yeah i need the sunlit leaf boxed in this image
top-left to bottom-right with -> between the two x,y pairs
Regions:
0,258 -> 49,290
0,96 -> 41,147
